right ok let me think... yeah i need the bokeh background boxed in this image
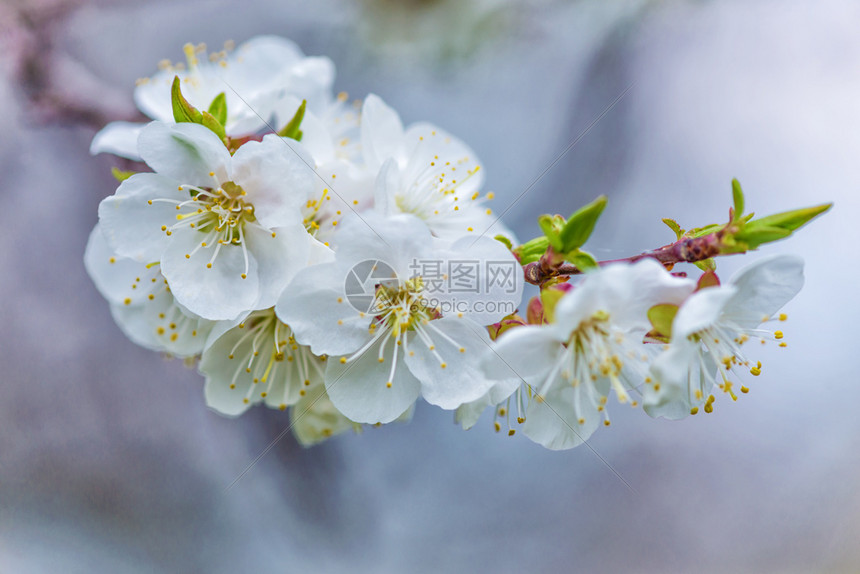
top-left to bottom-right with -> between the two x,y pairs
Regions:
1,0 -> 858,571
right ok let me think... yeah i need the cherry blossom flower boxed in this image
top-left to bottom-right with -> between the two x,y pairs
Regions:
361,94 -> 514,241
98,121 -> 326,321
644,255 -> 804,419
91,37 -> 335,159
275,213 -> 522,424
482,260 -> 694,450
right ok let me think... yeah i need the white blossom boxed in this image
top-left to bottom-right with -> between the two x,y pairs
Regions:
275,213 -> 522,424
361,94 -> 514,241
644,255 -> 804,419
91,37 -> 335,159
483,260 -> 694,450
98,121 -> 327,321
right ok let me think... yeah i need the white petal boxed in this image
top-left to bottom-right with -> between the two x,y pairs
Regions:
276,262 -> 372,356
230,135 -> 314,229
98,173 -> 185,262
138,122 -> 231,186
334,212 -> 434,275
404,316 -> 496,410
404,121 -> 485,192
325,335 -> 421,424
84,224 -> 160,306
111,289 -> 213,357
522,385 -> 602,450
244,223 -> 312,310
90,122 -> 145,159
373,158 -> 401,216
431,235 -> 524,325
360,94 -> 405,171
672,286 -> 738,340
160,228 -> 260,321
725,254 -> 805,329
644,340 -> 714,420
554,259 -> 695,334
486,325 -> 564,383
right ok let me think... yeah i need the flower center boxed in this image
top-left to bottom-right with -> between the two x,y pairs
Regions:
155,180 -> 260,277
223,309 -> 324,410
338,276 -> 457,389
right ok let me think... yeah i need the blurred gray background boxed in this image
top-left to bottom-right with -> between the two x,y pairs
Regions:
1,0 -> 857,571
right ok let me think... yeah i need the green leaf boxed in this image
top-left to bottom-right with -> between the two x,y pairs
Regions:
559,195 -> 607,252
494,234 -> 513,250
540,288 -> 566,324
647,303 -> 679,341
662,218 -> 684,240
694,258 -> 717,272
748,203 -> 832,232
277,99 -> 306,141
566,250 -> 598,271
111,167 -> 135,182
538,214 -> 564,251
200,110 -> 226,141
207,92 -> 227,127
731,178 -> 745,219
513,236 -> 550,264
170,76 -> 202,124
686,223 -> 723,238
733,225 -> 792,249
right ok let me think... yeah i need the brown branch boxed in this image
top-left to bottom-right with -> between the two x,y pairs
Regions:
523,229 -> 731,286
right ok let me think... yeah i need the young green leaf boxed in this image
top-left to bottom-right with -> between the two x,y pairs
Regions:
513,236 -> 550,264
170,76 -> 202,124
731,178 -> 745,219
200,110 -> 226,141
277,99 -> 307,141
207,92 -> 228,127
538,214 -> 564,251
747,203 -> 832,232
494,235 -> 513,250
662,218 -> 684,240
559,195 -> 607,252
566,250 -> 598,272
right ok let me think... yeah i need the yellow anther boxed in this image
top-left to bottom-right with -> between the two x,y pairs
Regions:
517,417 -> 525,424
508,429 -> 516,436
440,363 -> 447,369
279,404 -> 287,411
378,357 -> 384,363
486,192 -> 494,199
741,386 -> 749,393
206,263 -> 212,268
494,422 -> 501,432
340,357 -> 347,364
690,407 -> 699,415
774,330 -> 784,340
123,298 -> 131,305
386,382 -> 392,388
578,418 -> 585,425
156,327 -> 165,335
779,313 -> 788,321
603,420 -> 611,426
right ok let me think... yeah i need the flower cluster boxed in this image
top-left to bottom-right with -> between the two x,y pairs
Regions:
86,36 -> 828,449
